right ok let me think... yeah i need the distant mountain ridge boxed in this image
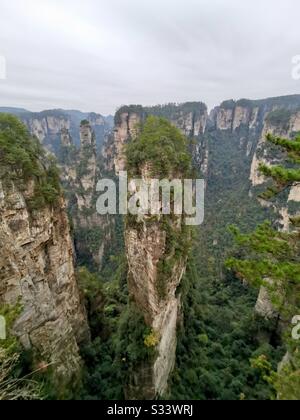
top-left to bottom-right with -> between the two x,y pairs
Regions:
0,106 -> 114,153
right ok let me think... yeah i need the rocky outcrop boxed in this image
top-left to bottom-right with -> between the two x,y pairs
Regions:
0,179 -> 89,392
255,281 -> 279,319
289,184 -> 300,202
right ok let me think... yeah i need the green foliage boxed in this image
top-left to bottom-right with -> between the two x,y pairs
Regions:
77,267 -> 106,338
126,116 -> 192,177
144,330 -> 160,348
144,102 -> 207,122
115,303 -> 157,372
0,114 -> 43,180
226,223 -> 300,314
79,259 -> 129,400
259,133 -> 300,200
0,114 -> 61,210
126,116 -> 193,300
274,350 -> 300,400
169,256 -> 282,400
76,227 -> 103,254
227,131 -> 300,399
170,126 -> 281,400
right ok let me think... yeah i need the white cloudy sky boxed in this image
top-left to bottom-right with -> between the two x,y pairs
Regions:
0,0 -> 299,115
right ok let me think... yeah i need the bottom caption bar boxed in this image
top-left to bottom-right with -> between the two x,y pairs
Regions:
101,403 -> 195,418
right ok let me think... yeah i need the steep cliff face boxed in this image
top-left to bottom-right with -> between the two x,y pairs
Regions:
24,114 -> 71,145
0,184 -> 88,386
0,116 -> 89,393
125,169 -> 188,399
211,100 -> 260,133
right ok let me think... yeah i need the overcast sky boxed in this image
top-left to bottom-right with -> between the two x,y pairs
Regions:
0,0 -> 299,115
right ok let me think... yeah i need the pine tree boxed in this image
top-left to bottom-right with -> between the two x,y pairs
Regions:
259,133 -> 300,201
227,133 -> 300,400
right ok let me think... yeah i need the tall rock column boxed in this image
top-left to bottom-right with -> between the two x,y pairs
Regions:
112,112 -> 192,399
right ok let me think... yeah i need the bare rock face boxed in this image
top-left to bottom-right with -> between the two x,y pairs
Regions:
78,122 -> 97,206
249,107 -> 300,187
255,283 -> 279,319
0,180 -> 89,392
169,109 -> 207,137
24,115 -> 70,144
232,106 -> 252,131
114,111 -> 141,173
249,114 -> 289,187
216,107 -> 234,130
289,184 -> 300,202
211,101 -> 259,132
61,128 -> 73,147
125,172 -> 187,399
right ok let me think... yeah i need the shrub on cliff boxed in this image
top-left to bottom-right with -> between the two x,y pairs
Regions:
0,114 -> 61,209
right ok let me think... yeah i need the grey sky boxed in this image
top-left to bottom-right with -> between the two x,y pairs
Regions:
0,0 -> 299,115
